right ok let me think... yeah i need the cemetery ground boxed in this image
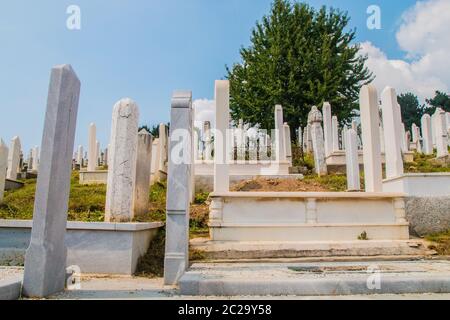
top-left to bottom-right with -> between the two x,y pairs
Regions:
1,151 -> 450,283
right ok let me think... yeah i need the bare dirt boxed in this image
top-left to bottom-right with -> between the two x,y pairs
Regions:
231,178 -> 330,192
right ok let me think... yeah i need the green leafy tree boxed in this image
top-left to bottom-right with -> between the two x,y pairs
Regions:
139,123 -> 170,138
426,91 -> 450,113
226,0 -> 373,136
397,93 -> 426,130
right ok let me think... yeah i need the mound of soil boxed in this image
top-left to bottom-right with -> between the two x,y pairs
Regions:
231,178 -> 330,192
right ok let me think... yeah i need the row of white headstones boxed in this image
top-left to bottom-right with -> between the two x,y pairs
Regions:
318,102 -> 450,157
0,138 -> 40,202
194,112 -> 293,163
75,122 -> 169,178
193,102 -> 450,166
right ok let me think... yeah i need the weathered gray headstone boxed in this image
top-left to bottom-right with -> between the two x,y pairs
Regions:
274,105 -> 286,162
306,124 -> 313,153
283,123 -> 292,164
22,64 -> 81,298
204,121 -> 212,161
164,91 -> 193,285
308,106 -> 327,176
105,98 -> 139,222
6,136 -> 21,180
302,126 -> 308,152
159,123 -> 169,174
96,140 -> 101,166
345,129 -> 360,191
133,129 -> 153,217
322,102 -> 332,157
0,140 -> 9,202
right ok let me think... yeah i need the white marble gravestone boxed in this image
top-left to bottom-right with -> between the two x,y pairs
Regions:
214,81 -> 230,193
164,90 -> 193,285
308,106 -> 327,176
88,123 -> 97,171
77,145 -> 83,166
381,87 -> 404,179
332,115 -> 339,152
274,105 -> 286,162
31,146 -> 39,172
6,136 -> 21,180
283,123 -> 292,164
23,64 -> 81,298
360,85 -> 383,192
0,140 -> 9,202
105,99 -> 139,222
133,129 -> 153,217
421,114 -> 433,155
322,102 -> 332,157
435,108 -> 449,158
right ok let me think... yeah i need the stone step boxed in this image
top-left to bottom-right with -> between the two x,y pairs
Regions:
179,260 -> 450,296
210,223 -> 410,242
190,238 -> 432,260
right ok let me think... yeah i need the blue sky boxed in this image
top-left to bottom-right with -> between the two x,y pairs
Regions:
0,0 -> 433,152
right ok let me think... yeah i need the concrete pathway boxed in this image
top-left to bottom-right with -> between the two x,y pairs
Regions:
2,263 -> 450,300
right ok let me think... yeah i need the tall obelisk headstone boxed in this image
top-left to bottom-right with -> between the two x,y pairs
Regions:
23,65 -> 80,298
421,114 -> 433,155
322,102 -> 333,157
345,129 -> 360,191
360,85 -> 382,192
308,106 -> 327,176
274,105 -> 286,162
381,87 -> 404,179
88,123 -> 97,171
164,91 -> 193,285
214,81 -> 230,193
133,129 -> 153,217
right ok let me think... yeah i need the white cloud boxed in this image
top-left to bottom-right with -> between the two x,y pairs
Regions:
193,99 -> 215,130
361,0 -> 450,101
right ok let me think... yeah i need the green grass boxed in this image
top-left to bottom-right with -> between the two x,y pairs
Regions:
0,172 -> 106,221
303,173 -> 351,192
404,152 -> 450,173
426,230 -> 450,256
135,228 -> 166,278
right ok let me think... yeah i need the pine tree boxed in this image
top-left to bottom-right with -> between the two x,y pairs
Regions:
226,0 -> 373,136
397,93 -> 426,130
426,91 -> 450,113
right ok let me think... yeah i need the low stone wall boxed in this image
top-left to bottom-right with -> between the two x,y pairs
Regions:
406,197 -> 450,237
383,173 -> 450,197
0,220 -> 164,275
4,179 -> 24,191
79,170 -> 108,185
